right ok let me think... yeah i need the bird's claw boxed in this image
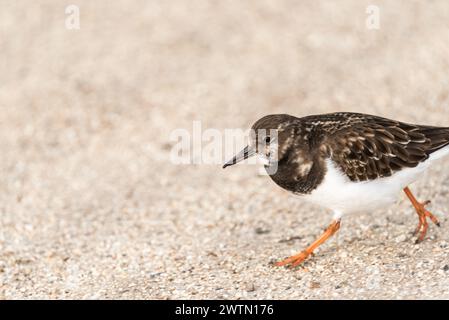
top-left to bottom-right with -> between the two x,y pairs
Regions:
413,200 -> 440,242
274,251 -> 310,268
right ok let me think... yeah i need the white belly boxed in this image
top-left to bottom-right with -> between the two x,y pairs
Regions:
301,145 -> 449,216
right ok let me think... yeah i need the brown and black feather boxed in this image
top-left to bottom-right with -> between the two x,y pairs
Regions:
312,113 -> 449,182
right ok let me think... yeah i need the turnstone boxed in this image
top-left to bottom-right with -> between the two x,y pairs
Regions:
223,112 -> 449,267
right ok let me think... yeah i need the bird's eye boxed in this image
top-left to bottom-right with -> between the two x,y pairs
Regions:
265,136 -> 271,144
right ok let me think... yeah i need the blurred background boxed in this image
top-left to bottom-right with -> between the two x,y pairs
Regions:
1,0 -> 449,299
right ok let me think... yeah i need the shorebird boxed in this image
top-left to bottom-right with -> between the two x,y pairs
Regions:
223,112 -> 449,267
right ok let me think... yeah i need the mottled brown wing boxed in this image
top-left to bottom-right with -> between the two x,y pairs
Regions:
326,119 -> 449,182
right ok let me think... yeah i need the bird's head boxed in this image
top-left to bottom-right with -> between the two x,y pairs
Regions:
223,114 -> 298,173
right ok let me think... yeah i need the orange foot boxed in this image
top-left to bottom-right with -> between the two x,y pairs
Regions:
275,219 -> 341,268
275,251 -> 311,268
404,187 -> 441,243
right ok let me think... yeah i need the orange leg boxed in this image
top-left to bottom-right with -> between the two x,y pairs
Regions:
275,219 -> 341,268
403,187 -> 440,243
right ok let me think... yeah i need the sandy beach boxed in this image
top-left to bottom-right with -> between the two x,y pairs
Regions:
1,0 -> 449,299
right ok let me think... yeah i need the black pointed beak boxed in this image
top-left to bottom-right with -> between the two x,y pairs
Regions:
223,145 -> 256,168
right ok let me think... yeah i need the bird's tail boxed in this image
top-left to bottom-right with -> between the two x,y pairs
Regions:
422,126 -> 449,160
